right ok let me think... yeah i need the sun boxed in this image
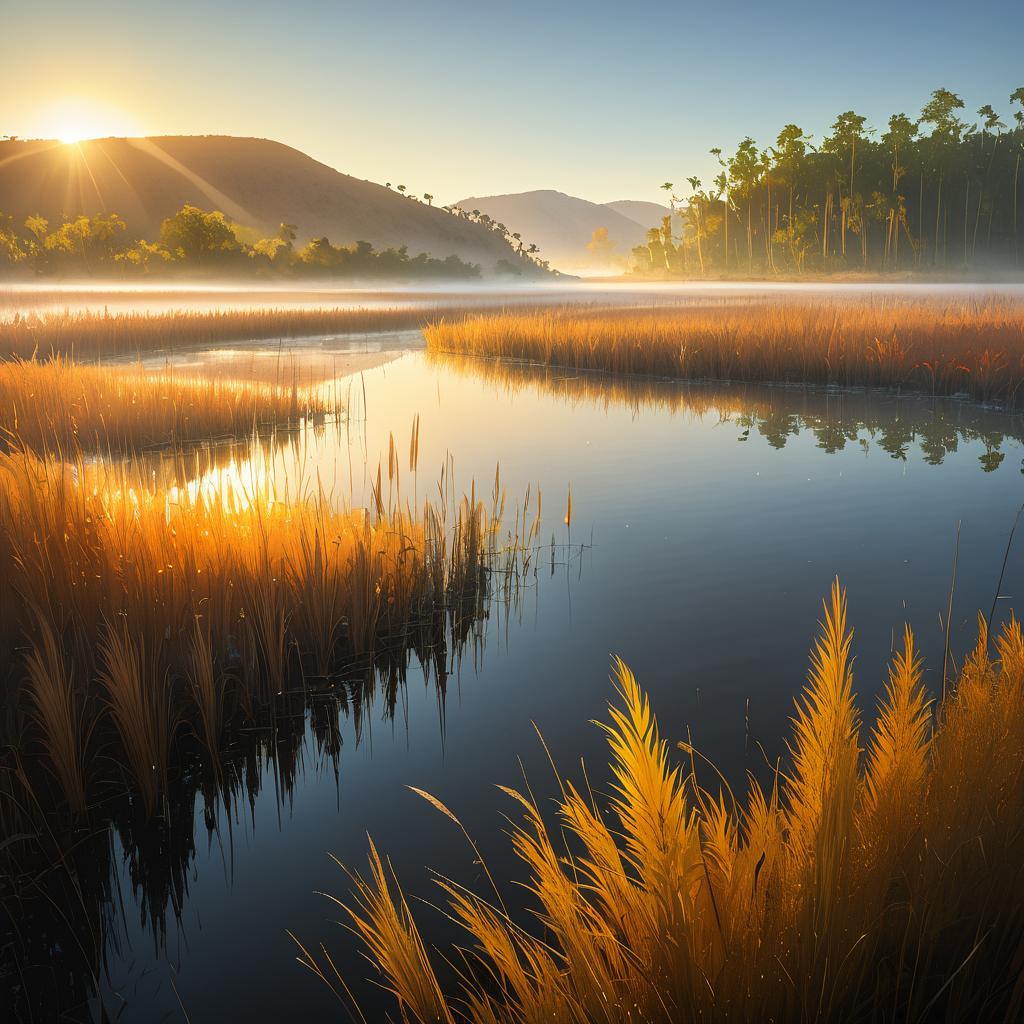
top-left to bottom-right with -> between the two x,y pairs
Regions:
41,100 -> 136,145
57,124 -> 90,145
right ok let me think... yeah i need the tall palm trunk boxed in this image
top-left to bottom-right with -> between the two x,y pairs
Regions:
964,177 -> 970,265
750,200 -> 755,269
917,173 -> 924,266
723,197 -> 729,272
822,191 -> 831,261
1015,152 -> 1021,264
840,183 -> 847,258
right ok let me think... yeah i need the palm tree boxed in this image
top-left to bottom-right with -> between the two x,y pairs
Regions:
919,88 -> 966,264
728,137 -> 761,269
640,87 -> 1023,276
1011,88 -> 1024,262
822,111 -> 868,262
711,148 -> 730,269
759,150 -> 774,269
686,177 -> 707,274
881,114 -> 918,265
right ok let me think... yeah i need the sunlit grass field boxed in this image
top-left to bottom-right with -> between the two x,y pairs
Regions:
0,441 -> 530,816
313,584 -> 1024,1023
0,305 -> 450,359
0,356 -> 335,451
425,297 -> 1024,406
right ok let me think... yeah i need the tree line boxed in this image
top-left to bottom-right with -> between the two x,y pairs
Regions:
0,202 -> 547,279
633,87 -> 1024,276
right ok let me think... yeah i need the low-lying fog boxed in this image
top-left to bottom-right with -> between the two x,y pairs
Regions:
4,277 -> 1024,316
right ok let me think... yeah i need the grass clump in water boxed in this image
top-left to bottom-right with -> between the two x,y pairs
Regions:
0,305 -> 441,359
0,355 -> 336,452
425,297 -> 1024,406
314,582 -> 1024,1023
0,443 -> 532,818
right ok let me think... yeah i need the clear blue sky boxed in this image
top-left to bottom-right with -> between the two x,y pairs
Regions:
2,0 -> 1021,205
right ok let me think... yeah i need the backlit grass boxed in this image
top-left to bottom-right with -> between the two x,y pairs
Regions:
0,356 -> 335,452
315,583 -> 1024,1023
0,443 -> 533,816
0,305 -> 449,359
425,297 -> 1024,406
0,300 -> 572,360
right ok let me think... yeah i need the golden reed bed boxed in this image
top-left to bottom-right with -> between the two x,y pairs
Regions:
0,356 -> 335,451
309,584 -> 1024,1023
0,305 -> 443,359
0,443 -> 533,817
0,298 -> 599,360
425,297 -> 1024,406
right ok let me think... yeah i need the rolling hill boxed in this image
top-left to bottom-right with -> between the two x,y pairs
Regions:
0,135 -> 529,271
454,190 -> 670,273
603,199 -> 672,229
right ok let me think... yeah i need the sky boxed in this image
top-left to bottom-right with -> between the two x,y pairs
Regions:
2,0 -> 1022,206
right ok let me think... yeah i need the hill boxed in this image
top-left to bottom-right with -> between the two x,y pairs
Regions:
0,135 -> 529,272
454,190 -> 670,272
603,200 -> 671,228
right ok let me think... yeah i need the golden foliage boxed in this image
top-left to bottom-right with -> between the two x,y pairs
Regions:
328,583 -> 1024,1022
0,445 -> 513,816
0,355 -> 333,451
0,305 -> 443,359
425,297 -> 1024,405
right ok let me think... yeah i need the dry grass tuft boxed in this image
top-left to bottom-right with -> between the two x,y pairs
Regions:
320,582 -> 1024,1023
0,443 -> 529,816
23,607 -> 90,815
0,300 -> 573,361
97,620 -> 174,816
0,356 -> 335,452
425,297 -> 1024,406
0,306 -> 437,360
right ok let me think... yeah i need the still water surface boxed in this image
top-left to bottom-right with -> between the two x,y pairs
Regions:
17,335 -> 1024,1020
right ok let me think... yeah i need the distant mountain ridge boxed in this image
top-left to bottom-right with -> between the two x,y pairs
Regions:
0,135 -> 529,271
454,189 -> 670,272
603,200 -> 673,229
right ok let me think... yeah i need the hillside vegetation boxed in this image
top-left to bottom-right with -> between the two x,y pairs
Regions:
0,136 -> 542,273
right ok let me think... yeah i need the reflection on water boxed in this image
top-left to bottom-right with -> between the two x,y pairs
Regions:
133,331 -> 415,387
0,530 -> 577,1022
430,351 -> 1024,472
3,343 -> 1024,1023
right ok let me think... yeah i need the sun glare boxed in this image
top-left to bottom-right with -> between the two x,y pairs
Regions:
41,100 -> 135,145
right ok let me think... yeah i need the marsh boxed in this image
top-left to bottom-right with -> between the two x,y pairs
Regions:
3,284 -> 1023,1020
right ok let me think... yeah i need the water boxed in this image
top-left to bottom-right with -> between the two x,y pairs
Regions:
7,331 -> 1024,1022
